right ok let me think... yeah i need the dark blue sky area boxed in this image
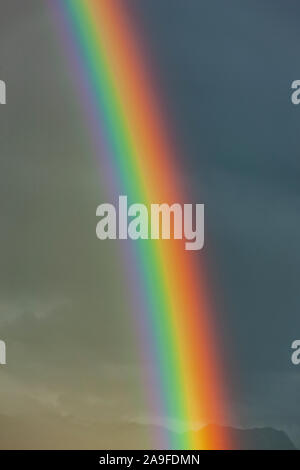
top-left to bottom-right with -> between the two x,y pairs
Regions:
130,0 -> 300,442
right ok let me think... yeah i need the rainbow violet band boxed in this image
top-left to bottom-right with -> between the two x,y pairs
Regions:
49,0 -> 232,450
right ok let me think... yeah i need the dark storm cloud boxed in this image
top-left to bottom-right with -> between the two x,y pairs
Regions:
130,0 -> 300,445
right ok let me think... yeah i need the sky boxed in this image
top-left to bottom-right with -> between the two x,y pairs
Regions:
0,0 -> 300,449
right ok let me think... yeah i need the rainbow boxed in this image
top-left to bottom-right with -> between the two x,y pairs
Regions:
50,0 -> 231,450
